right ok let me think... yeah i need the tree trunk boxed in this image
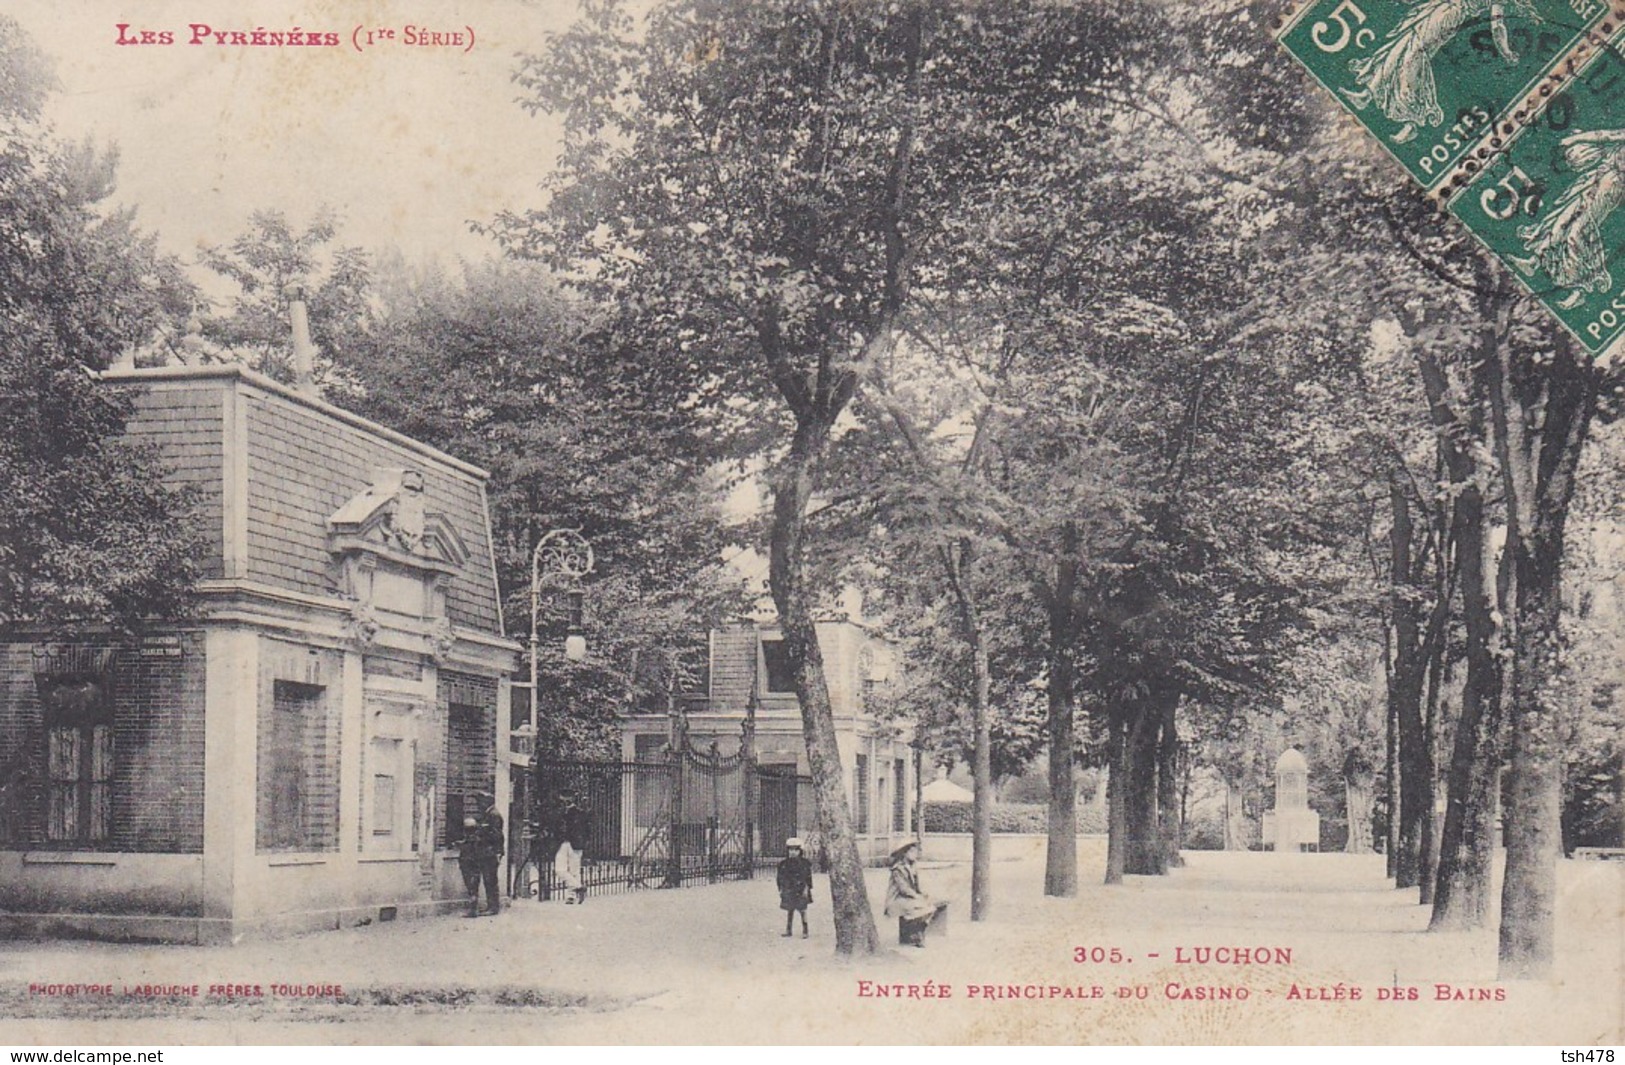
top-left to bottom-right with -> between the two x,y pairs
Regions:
1389,479 -> 1431,891
1223,779 -> 1247,852
1430,480 -> 1503,930
1045,523 -> 1079,897
1414,340 -> 1503,931
970,611 -> 992,921
1416,436 -> 1455,907
940,537 -> 993,921
1157,697 -> 1184,869
1385,685 -> 1399,877
1105,710 -> 1128,884
1344,774 -> 1373,854
768,422 -> 879,956
1419,627 -> 1446,906
1488,331 -> 1597,979
1498,532 -> 1568,975
1124,706 -> 1162,875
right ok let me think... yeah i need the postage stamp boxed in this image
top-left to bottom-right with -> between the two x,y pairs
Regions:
3,0 -> 1624,1051
1278,0 -> 1611,189
1447,26 -> 1625,352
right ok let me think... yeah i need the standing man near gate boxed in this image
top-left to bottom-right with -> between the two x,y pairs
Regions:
466,791 -> 504,916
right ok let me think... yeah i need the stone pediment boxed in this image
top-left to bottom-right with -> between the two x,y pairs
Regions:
327,468 -> 471,655
327,468 -> 470,576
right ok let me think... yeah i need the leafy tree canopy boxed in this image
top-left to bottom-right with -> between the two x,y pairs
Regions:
0,15 -> 202,633
331,256 -> 750,756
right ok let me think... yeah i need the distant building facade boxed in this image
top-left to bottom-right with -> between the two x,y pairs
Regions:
619,617 -> 916,865
0,366 -> 519,942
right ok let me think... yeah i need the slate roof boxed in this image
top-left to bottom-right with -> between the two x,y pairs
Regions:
102,365 -> 504,636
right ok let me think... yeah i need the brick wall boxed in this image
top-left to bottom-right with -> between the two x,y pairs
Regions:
0,645 -> 42,845
241,391 -> 500,632
111,636 -> 206,852
0,638 -> 205,853
119,385 -> 225,580
709,624 -> 757,713
439,671 -> 496,846
707,622 -> 880,717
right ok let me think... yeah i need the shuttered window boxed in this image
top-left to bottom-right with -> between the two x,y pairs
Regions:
893,758 -> 907,832
39,676 -> 114,847
257,680 -> 335,852
854,753 -> 870,834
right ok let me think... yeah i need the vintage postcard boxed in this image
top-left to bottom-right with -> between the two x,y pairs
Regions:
0,0 -> 1622,1048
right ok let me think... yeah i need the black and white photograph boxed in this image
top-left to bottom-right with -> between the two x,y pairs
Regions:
0,0 -> 1621,1047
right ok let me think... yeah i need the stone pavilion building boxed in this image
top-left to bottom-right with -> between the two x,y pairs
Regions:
0,365 -> 520,942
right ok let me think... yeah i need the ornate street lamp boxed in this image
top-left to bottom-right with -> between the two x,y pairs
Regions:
508,529 -> 593,902
529,528 -> 595,736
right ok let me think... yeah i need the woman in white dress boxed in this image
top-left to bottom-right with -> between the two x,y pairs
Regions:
554,836 -> 586,904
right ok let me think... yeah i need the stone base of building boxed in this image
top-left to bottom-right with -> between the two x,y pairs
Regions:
0,898 -> 470,946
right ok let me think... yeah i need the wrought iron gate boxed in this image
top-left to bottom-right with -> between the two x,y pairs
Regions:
521,736 -> 816,900
757,766 -> 814,859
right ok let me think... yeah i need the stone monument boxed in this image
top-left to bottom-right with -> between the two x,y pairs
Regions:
1261,747 -> 1320,852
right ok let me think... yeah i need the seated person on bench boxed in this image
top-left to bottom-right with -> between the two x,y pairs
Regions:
884,841 -> 944,947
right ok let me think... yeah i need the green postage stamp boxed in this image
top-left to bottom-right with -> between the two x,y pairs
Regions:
1278,0 -> 1611,189
1278,0 -> 1625,354
1449,29 -> 1625,352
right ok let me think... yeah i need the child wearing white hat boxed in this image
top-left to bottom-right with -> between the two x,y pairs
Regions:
776,837 -> 814,938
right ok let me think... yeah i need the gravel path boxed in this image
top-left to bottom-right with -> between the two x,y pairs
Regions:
0,843 -> 1619,1044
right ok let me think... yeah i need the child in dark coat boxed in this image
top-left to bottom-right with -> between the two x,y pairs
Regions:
776,837 -> 814,938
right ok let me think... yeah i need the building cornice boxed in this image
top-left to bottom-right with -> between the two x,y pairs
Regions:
192,579 -> 521,666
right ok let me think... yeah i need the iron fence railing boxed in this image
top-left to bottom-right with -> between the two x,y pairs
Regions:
513,755 -> 818,900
